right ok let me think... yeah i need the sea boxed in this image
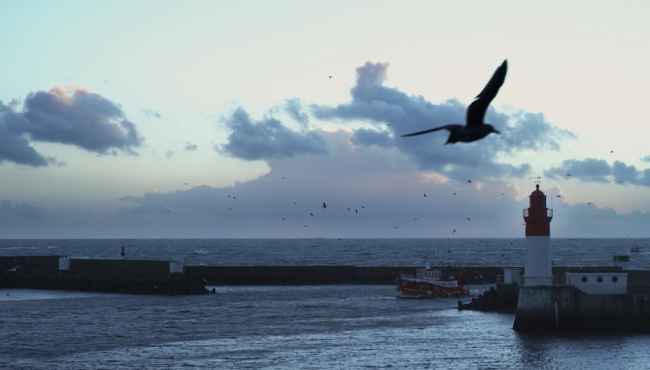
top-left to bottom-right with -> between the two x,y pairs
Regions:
2,238 -> 650,369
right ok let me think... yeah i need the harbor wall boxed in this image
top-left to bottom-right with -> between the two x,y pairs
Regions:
514,286 -> 650,332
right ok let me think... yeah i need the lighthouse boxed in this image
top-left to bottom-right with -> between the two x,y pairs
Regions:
523,184 -> 553,286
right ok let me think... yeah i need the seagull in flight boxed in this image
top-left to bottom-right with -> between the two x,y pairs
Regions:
329,76 -> 332,78
322,203 -> 327,209
310,213 -> 314,217
293,202 -> 296,205
466,218 -> 470,221
557,195 -> 561,197
453,193 -> 456,195
588,202 -> 592,205
424,194 -> 427,198
467,180 -> 471,183
401,60 -> 507,144
355,209 -> 358,214
453,230 -> 456,233
361,206 -> 365,209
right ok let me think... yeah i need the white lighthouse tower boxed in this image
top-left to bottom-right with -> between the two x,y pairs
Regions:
523,184 -> 553,286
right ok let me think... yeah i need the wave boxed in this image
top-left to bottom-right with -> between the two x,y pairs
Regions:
0,246 -> 39,250
194,250 -> 212,255
46,246 -> 59,249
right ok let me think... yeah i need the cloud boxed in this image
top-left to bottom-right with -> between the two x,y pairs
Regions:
108,130 -> 650,238
351,128 -> 393,148
0,84 -> 144,167
184,142 -> 198,151
641,155 -> 650,163
544,158 -> 650,186
283,98 -> 310,130
310,61 -> 575,181
141,107 -> 162,119
0,200 -> 48,219
216,107 -> 329,161
165,150 -> 176,159
544,158 -> 612,183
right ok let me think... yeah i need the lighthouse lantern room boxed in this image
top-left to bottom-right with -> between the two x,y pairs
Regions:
523,184 -> 553,286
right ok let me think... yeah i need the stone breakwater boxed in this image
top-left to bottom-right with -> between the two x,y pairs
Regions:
457,286 -> 519,313
0,273 -> 211,295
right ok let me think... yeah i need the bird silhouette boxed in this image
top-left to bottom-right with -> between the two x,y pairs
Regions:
322,203 -> 327,209
347,208 -> 350,211
401,60 -> 506,144
167,210 -> 171,212
282,177 -> 285,179
328,76 -> 332,78
233,196 -> 236,200
293,202 -> 296,205
453,193 -> 456,195
557,195 -> 561,197
383,215 -> 387,217
229,208 -> 232,211
415,218 -> 418,220
467,180 -> 471,183
228,195 -> 231,198
566,174 -> 571,177
282,218 -> 284,221
453,230 -> 456,233
394,226 -> 398,229
466,218 -> 470,221
424,194 -> 427,198
501,193 -> 505,195
310,213 -> 314,217
611,151 -> 613,153
588,202 -> 592,205
361,206 -> 365,208
183,183 -> 188,185
355,209 -> 358,214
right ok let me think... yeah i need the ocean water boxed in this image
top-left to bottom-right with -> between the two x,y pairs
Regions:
2,285 -> 650,369
1,238 -> 649,269
2,239 -> 650,369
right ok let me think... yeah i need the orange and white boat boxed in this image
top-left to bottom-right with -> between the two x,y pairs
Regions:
396,263 -> 469,298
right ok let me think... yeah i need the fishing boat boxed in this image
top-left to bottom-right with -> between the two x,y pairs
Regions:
396,261 -> 469,298
630,242 -> 641,254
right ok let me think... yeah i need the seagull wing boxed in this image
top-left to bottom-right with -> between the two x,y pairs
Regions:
401,124 -> 463,137
466,60 -> 508,128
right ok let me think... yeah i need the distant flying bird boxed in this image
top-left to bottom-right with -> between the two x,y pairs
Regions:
228,195 -> 231,198
361,206 -> 365,208
167,210 -> 171,212
588,202 -> 592,205
310,213 -> 314,217
282,177 -> 285,179
355,209 -> 358,214
293,202 -> 296,205
618,181 -> 624,184
233,197 -> 236,200
383,215 -> 387,217
557,195 -> 561,197
466,218 -> 470,221
401,60 -> 506,144
183,183 -> 188,185
394,226 -> 398,229
424,194 -> 427,198
322,203 -> 327,209
501,194 -> 505,195
229,208 -> 232,211
282,218 -> 284,221
415,218 -> 418,220
347,208 -> 350,211
467,180 -> 471,183
453,230 -> 456,233
566,174 -> 571,177
453,193 -> 457,195
329,76 -> 332,78
304,225 -> 308,227
611,151 -> 613,153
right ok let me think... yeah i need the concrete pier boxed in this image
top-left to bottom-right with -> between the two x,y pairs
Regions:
514,285 -> 650,332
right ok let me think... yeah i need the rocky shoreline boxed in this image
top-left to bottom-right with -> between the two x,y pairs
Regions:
457,286 -> 519,313
0,273 -> 212,295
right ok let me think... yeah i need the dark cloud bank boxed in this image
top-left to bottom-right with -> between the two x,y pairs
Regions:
0,84 -> 144,167
545,158 -> 650,186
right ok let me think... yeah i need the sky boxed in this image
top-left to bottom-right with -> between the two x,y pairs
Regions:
1,0 -> 649,238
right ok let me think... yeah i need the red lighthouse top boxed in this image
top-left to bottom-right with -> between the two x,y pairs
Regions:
523,184 -> 553,236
